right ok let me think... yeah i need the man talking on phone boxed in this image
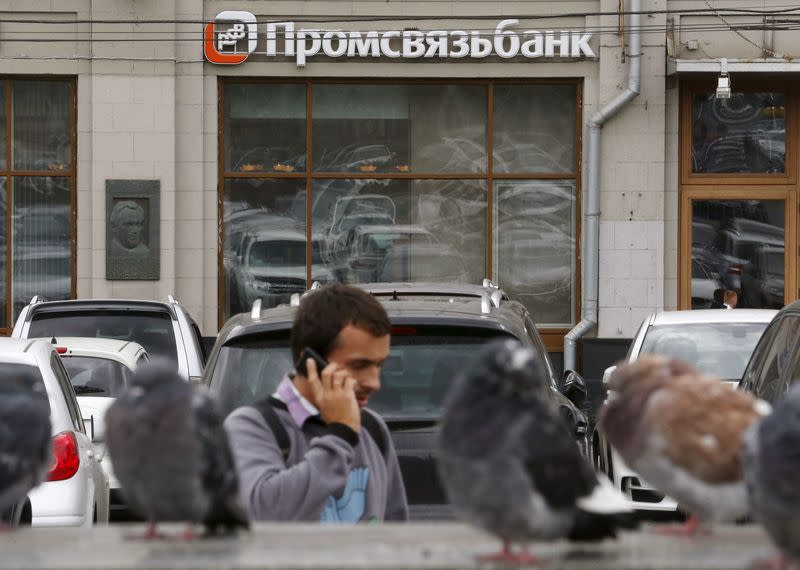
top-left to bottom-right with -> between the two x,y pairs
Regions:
224,283 -> 409,522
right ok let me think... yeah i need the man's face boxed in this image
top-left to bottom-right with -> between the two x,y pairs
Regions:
116,210 -> 144,249
326,324 -> 390,408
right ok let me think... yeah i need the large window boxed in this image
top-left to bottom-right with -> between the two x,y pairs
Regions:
221,80 -> 580,334
681,79 -> 797,311
0,79 -> 76,332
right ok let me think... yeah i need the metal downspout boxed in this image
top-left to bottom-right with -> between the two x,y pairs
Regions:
564,0 -> 642,372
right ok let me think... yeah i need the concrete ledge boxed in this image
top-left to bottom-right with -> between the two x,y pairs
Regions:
0,523 -> 775,569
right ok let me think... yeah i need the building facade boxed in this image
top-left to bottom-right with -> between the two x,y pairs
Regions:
0,0 -> 793,365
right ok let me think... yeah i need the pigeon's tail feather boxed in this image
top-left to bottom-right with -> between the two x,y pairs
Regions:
568,509 -> 638,541
203,497 -> 250,535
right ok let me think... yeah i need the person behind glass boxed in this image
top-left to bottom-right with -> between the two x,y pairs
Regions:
224,283 -> 408,522
724,289 -> 738,309
710,288 -> 726,309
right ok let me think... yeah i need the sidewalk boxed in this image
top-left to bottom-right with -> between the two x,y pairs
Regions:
0,522 -> 776,569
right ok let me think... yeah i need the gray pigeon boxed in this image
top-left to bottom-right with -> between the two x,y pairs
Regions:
599,356 -> 771,535
437,338 -> 635,563
742,383 -> 800,568
0,365 -> 51,527
105,360 -> 249,538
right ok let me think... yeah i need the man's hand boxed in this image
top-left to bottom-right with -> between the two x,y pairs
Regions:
305,359 -> 361,433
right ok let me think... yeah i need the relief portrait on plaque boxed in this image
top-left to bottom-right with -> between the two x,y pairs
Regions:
106,180 -> 160,280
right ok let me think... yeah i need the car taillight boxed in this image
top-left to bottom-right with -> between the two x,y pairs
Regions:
55,347 -> 67,354
728,264 -> 742,275
48,431 -> 80,481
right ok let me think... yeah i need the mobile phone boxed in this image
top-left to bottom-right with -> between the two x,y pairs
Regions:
295,347 -> 328,378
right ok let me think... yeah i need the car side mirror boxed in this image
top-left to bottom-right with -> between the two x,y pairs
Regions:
602,365 -> 617,387
561,370 -> 587,409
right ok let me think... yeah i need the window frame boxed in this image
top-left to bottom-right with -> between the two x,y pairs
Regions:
218,77 -> 583,345
0,76 -> 77,335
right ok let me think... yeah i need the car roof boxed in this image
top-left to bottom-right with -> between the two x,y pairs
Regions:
649,309 -> 778,326
0,338 -> 47,362
214,283 -> 528,346
43,336 -> 146,365
22,298 -> 177,321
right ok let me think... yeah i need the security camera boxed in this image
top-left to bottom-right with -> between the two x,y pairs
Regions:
716,58 -> 731,99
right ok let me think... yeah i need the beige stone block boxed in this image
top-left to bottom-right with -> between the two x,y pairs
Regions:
92,133 -> 133,163
630,249 -> 659,279
77,249 -> 91,282
153,163 -> 176,192
112,103 -> 155,133
132,77 -> 169,105
91,221 -> 105,251
614,162 -> 648,192
598,248 -> 631,281
631,191 -> 664,221
161,220 -> 176,250
203,104 -> 218,134
177,76 -> 204,107
613,278 -> 649,308
160,249 -> 176,281
204,191 -> 219,223
598,307 -> 631,337
599,221 -> 614,250
91,249 -> 106,280
665,190 -> 679,223
133,133 -> 173,163
76,219 -> 91,251
111,282 -> 157,301
154,103 -> 175,134
111,162 -> 153,179
77,278 -> 91,299
614,221 -> 649,250
91,161 -> 113,195
204,276 -> 218,309
664,278 -> 678,310
600,191 -> 632,221
175,162 -> 204,194
203,134 -> 218,164
177,133 -> 204,164
176,104 -> 203,135
161,190 -> 176,223
176,220 -> 203,250
176,278 -> 204,307
90,278 -> 112,299
93,76 -> 133,105
176,249 -> 204,279
176,189 -> 204,221
77,190 -> 91,220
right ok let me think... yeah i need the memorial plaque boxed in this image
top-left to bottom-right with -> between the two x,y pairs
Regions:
106,180 -> 160,280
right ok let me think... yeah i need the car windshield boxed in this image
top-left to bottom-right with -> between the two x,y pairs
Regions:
0,363 -> 47,395
29,311 -> 177,363
248,240 -> 306,267
639,322 -> 768,381
209,327 -> 513,419
62,356 -> 132,397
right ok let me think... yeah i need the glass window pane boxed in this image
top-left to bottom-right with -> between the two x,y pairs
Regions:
13,81 -> 72,172
313,179 -> 486,285
223,84 -> 306,173
313,85 -> 487,173
0,178 -> 6,328
223,178 -> 307,319
692,92 -> 786,174
493,84 -> 576,174
12,176 -> 72,319
0,82 -> 6,170
691,199 -> 784,309
493,180 -> 576,326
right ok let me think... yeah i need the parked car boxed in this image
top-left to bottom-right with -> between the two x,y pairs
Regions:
204,281 -> 590,521
595,309 -> 776,515
0,338 -> 110,527
740,244 -> 784,309
740,300 -> 800,405
12,296 -> 205,382
49,337 -> 148,520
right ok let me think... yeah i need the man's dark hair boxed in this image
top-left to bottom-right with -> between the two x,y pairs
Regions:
713,288 -> 724,304
291,283 -> 391,362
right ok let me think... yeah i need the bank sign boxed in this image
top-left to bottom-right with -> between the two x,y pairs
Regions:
204,11 -> 595,66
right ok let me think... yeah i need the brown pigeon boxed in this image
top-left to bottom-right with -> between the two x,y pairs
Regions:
597,355 -> 771,534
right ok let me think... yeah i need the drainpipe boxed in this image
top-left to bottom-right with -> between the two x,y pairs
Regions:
564,0 -> 642,372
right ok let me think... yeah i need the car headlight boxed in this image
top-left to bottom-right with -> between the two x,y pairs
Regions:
245,275 -> 271,292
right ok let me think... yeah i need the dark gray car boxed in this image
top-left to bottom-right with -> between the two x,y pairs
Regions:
204,281 -> 589,521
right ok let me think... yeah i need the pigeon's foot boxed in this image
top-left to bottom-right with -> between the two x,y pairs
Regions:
124,522 -> 170,541
180,525 -> 198,542
651,516 -> 710,537
477,543 -> 540,565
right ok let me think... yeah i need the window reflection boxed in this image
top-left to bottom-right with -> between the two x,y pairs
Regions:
12,177 -> 71,317
13,81 -> 72,172
0,178 -> 5,327
494,181 -> 576,326
691,199 -> 784,309
692,93 -> 786,174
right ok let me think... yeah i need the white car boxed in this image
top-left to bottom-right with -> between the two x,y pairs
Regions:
48,337 -> 148,519
0,338 -> 110,527
594,309 -> 777,514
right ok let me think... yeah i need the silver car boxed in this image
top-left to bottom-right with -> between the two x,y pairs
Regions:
594,309 -> 776,514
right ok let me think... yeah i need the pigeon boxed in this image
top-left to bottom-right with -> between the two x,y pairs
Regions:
742,383 -> 800,569
598,355 -> 771,535
105,360 -> 249,538
0,365 -> 52,528
437,338 -> 635,564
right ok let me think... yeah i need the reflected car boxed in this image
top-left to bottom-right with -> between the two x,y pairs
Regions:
231,227 -> 333,309
740,245 -> 784,309
12,247 -> 72,316
595,309 -> 776,515
0,338 -> 110,527
205,282 -> 590,520
713,219 -> 784,290
691,248 -> 724,309
377,242 -> 470,283
48,337 -> 148,520
331,224 -> 435,283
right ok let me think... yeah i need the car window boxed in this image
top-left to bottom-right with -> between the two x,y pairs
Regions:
741,319 -> 782,392
29,310 -> 178,363
751,316 -> 800,403
61,356 -> 132,398
189,320 -> 207,364
209,326 -> 515,419
51,352 -> 85,433
524,314 -> 557,391
639,322 -> 768,381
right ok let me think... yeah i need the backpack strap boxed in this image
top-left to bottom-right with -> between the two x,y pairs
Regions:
251,397 -> 291,463
252,397 -> 388,463
360,409 -> 388,459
